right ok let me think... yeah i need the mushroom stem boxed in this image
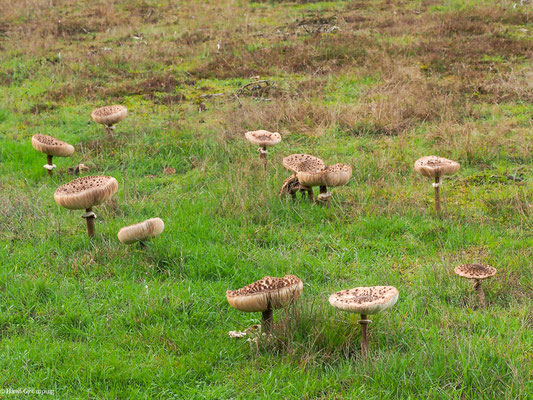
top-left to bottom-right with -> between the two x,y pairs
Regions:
474,279 -> 486,308
259,146 -> 267,170
434,176 -> 441,213
46,155 -> 53,176
105,125 -> 115,135
358,314 -> 371,359
262,304 -> 273,333
83,207 -> 96,237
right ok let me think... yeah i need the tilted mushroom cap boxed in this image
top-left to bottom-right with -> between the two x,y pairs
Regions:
245,130 -> 281,147
297,163 -> 352,187
226,275 -> 303,313
414,156 -> 460,178
117,218 -> 165,244
54,176 -> 118,210
91,105 -> 127,126
31,134 -> 75,157
282,154 -> 325,174
454,264 -> 497,280
329,286 -> 399,315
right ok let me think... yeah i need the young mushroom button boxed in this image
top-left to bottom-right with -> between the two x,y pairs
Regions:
226,275 -> 303,333
117,218 -> 165,248
280,154 -> 325,200
414,156 -> 460,213
454,263 -> 497,308
91,105 -> 128,134
245,130 -> 281,169
31,134 -> 75,176
329,286 -> 399,359
54,175 -> 118,237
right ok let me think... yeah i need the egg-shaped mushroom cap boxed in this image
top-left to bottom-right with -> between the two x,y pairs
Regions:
414,156 -> 460,178
245,130 -> 281,147
54,176 -> 118,210
454,264 -> 497,280
282,154 -> 325,174
297,163 -> 352,187
226,275 -> 303,313
117,218 -> 165,244
91,105 -> 127,126
329,286 -> 399,315
31,134 -> 75,157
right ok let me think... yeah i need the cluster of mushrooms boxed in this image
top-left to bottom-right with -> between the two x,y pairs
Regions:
30,113 -> 499,361
31,105 -> 165,247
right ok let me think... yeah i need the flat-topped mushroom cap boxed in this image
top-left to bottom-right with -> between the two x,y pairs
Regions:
91,105 -> 127,126
329,286 -> 399,315
54,175 -> 118,210
117,218 -> 165,244
245,130 -> 281,147
282,154 -> 325,174
414,156 -> 460,178
31,134 -> 75,157
297,163 -> 352,187
226,275 -> 303,313
454,264 -> 497,280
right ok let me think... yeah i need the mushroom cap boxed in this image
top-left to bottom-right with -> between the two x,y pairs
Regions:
31,134 -> 75,157
282,154 -> 325,174
297,163 -> 352,187
117,218 -> 165,244
54,175 -> 118,210
414,156 -> 460,178
245,130 -> 281,147
329,286 -> 399,315
91,105 -> 127,126
454,263 -> 497,280
226,275 -> 303,313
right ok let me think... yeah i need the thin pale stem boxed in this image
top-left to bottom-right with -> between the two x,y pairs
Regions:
434,176 -> 441,213
359,314 -> 370,359
262,304 -> 273,333
474,279 -> 486,308
47,155 -> 53,176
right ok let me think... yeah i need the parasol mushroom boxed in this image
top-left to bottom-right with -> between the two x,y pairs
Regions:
31,134 -> 75,176
91,105 -> 128,134
226,275 -> 303,333
297,163 -> 352,204
454,263 -> 497,308
244,130 -> 281,169
118,218 -> 165,248
414,156 -> 460,213
54,175 -> 118,237
329,286 -> 399,359
280,154 -> 325,200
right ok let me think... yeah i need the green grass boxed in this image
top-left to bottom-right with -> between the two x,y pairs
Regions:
0,0 -> 532,398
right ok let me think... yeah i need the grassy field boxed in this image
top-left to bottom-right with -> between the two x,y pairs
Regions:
0,0 -> 532,398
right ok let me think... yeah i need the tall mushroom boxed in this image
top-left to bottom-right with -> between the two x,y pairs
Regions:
280,154 -> 325,200
454,263 -> 497,308
226,275 -> 303,333
118,218 -> 165,248
31,134 -> 75,176
414,156 -> 460,213
91,105 -> 128,134
245,130 -> 281,169
54,176 -> 118,237
297,163 -> 352,204
329,286 -> 399,359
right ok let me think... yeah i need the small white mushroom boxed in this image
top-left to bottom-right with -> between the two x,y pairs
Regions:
31,134 -> 75,176
244,130 -> 281,169
117,218 -> 165,247
54,176 -> 118,237
91,105 -> 127,134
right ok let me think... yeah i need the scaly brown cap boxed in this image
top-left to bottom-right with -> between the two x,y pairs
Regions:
117,218 -> 165,244
454,264 -> 497,280
91,105 -> 127,126
54,176 -> 118,210
414,156 -> 460,178
282,154 -> 325,174
329,286 -> 399,315
245,130 -> 281,147
226,275 -> 303,312
32,134 -> 75,157
297,163 -> 352,187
